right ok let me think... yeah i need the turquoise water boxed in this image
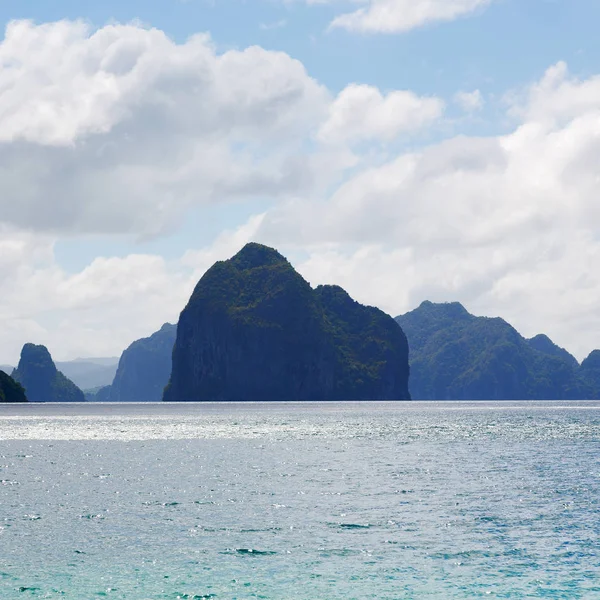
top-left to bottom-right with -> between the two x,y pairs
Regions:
0,402 -> 599,599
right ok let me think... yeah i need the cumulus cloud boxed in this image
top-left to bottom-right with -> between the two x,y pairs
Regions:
0,233 -> 183,363
0,20 -> 327,145
0,217 -> 264,364
511,61 -> 600,127
328,0 -> 494,33
318,84 -> 444,144
0,19 -> 331,237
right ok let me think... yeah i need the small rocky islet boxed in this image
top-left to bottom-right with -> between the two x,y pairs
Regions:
10,343 -> 84,403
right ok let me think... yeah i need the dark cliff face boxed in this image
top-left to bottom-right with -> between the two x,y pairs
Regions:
12,344 -> 84,403
164,243 -> 410,401
0,370 -> 27,403
315,285 -> 410,400
108,323 -> 177,402
396,301 -> 588,400
579,350 -> 600,395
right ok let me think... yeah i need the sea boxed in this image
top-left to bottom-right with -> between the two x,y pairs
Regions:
0,401 -> 599,599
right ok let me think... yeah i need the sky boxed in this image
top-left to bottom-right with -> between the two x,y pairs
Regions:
1,0 -> 600,364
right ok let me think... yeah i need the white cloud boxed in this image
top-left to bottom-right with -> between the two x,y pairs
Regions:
454,89 -> 484,112
0,19 -> 331,237
511,61 -> 600,127
329,0 -> 494,33
318,84 -> 444,144
0,20 -> 326,145
0,234 -> 186,363
0,19 -> 448,238
0,217 -> 264,364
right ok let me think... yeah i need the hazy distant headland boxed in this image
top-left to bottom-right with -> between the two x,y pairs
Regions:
396,301 -> 600,400
90,323 -> 177,402
3,243 -> 600,403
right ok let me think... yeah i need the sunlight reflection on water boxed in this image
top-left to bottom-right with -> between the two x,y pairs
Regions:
0,402 -> 599,599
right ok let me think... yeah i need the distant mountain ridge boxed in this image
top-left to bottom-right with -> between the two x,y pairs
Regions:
165,243 -> 410,401
396,301 -> 599,400
104,323 -> 177,402
71,357 -> 120,366
56,359 -> 118,391
2,358 -> 118,391
7,296 -> 600,403
12,344 -> 85,402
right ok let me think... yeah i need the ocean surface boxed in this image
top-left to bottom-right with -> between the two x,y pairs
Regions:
0,401 -> 599,599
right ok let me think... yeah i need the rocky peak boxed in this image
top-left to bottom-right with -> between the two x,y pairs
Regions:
528,334 -> 578,367
417,300 -> 471,320
230,242 -> 289,271
164,244 -> 410,401
12,343 -> 84,403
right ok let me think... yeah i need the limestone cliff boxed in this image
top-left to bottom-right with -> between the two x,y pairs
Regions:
164,243 -> 410,401
0,370 -> 27,403
12,344 -> 84,402
108,323 -> 176,402
396,301 -> 589,400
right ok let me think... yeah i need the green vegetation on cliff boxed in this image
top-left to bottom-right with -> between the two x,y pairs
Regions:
0,370 -> 27,403
396,301 -> 591,400
164,243 -> 410,401
579,350 -> 600,395
527,334 -> 578,368
12,344 -> 84,403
